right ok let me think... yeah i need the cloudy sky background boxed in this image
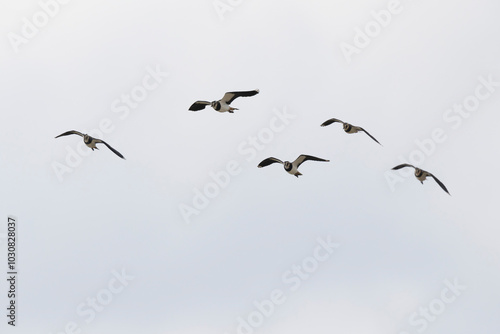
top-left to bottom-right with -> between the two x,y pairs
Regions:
1,0 -> 499,333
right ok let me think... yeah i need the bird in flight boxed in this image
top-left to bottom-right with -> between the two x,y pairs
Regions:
55,130 -> 125,159
321,118 -> 381,145
391,164 -> 450,195
258,154 -> 329,177
189,89 -> 259,113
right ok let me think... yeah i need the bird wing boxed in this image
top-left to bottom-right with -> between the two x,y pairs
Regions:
189,101 -> 211,111
391,163 -> 415,171
320,118 -> 344,127
429,174 -> 450,195
294,155 -> 329,167
358,127 -> 382,145
95,139 -> 125,159
258,157 -> 283,168
55,130 -> 84,138
221,89 -> 259,105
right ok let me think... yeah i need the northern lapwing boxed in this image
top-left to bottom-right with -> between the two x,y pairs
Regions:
321,118 -> 381,145
258,155 -> 329,177
189,89 -> 259,113
392,164 -> 450,195
55,130 -> 125,159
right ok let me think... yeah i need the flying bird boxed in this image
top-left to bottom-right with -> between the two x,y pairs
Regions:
321,118 -> 381,145
391,164 -> 449,195
189,89 -> 259,113
258,154 -> 329,177
55,130 -> 125,159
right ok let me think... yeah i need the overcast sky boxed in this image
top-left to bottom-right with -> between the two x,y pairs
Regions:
1,1 -> 499,333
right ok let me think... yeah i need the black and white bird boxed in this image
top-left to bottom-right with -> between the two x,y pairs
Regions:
189,89 -> 259,113
258,155 -> 329,177
391,164 -> 449,195
55,130 -> 125,159
321,118 -> 381,145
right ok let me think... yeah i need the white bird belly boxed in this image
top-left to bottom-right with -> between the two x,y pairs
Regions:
286,166 -> 299,175
218,103 -> 231,113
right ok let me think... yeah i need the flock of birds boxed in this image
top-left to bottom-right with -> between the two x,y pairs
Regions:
55,89 -> 450,195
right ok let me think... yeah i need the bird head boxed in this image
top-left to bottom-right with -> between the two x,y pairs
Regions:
210,101 -> 220,109
83,134 -> 92,144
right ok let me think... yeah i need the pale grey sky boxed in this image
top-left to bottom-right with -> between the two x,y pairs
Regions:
1,1 -> 499,334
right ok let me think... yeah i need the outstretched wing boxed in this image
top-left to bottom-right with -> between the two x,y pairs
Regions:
55,130 -> 84,138
429,174 -> 450,195
392,163 -> 415,171
294,155 -> 329,167
222,89 -> 259,105
189,101 -> 211,111
258,157 -> 283,168
358,127 -> 382,145
320,118 -> 344,127
95,139 -> 125,159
